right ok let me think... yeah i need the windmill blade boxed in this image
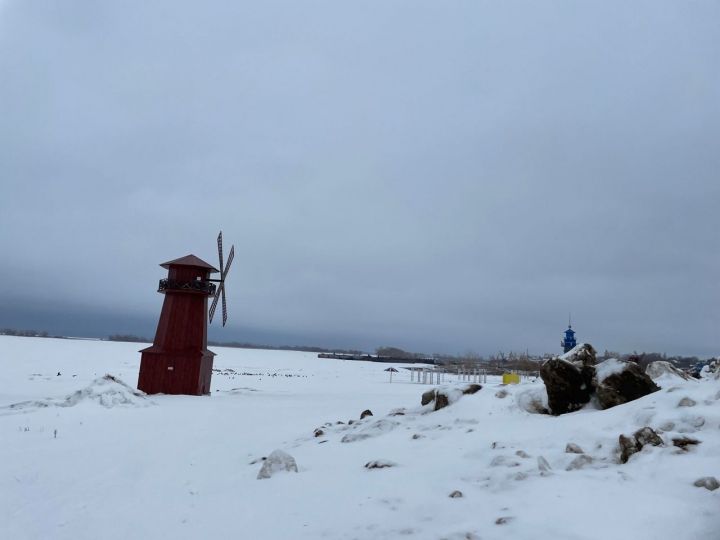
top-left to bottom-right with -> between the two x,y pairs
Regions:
209,285 -> 222,324
221,284 -> 228,327
217,231 -> 225,275
222,245 -> 234,281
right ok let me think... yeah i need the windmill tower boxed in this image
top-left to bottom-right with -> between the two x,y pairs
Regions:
138,232 -> 234,396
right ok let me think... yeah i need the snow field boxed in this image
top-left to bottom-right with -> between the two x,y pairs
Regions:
0,336 -> 718,540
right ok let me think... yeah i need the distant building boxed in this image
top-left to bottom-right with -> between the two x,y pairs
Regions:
562,324 -> 577,353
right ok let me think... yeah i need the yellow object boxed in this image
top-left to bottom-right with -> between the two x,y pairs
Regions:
502,373 -> 520,384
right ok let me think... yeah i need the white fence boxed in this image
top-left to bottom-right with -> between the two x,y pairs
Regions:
408,367 -> 488,385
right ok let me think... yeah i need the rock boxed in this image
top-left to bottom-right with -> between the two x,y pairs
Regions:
360,409 -> 373,419
515,450 -> 530,458
388,408 -> 406,416
560,343 -> 597,366
646,361 -> 691,381
313,428 -> 324,438
693,477 -> 719,491
619,427 -> 664,463
596,360 -> 660,409
364,459 -> 396,469
672,436 -> 700,450
257,450 -> 298,479
678,397 -> 696,407
434,392 -> 450,411
537,456 -> 552,472
540,358 -> 593,415
634,427 -> 663,447
495,389 -> 509,399
495,517 -> 514,525
422,384 -> 482,411
449,490 -> 463,498
566,454 -> 593,470
619,435 -> 640,464
565,443 -> 584,454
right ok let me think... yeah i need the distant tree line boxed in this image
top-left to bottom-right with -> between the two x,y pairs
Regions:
208,340 -> 364,355
105,334 -> 363,354
107,334 -> 150,343
1,328 -> 50,338
375,346 -> 430,359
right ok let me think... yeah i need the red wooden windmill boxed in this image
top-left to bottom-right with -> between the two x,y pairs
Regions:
138,232 -> 234,396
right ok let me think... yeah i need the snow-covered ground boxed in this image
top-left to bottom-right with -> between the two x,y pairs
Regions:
1,336 -> 718,540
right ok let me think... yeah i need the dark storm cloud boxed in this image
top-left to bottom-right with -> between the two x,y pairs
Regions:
1,1 -> 718,356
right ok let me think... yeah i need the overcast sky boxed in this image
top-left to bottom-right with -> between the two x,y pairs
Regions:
1,1 -> 718,356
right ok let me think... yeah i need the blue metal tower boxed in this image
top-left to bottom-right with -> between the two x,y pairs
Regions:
562,318 -> 577,353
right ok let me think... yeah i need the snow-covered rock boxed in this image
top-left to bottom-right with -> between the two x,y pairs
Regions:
420,383 -> 482,411
693,477 -> 719,491
645,361 -> 691,381
566,454 -> 593,471
565,443 -> 584,454
618,427 -> 664,463
559,343 -> 597,366
595,359 -> 659,409
257,449 -> 298,479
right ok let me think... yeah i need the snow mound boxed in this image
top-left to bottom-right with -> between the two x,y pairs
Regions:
515,386 -> 549,414
1,374 -> 152,414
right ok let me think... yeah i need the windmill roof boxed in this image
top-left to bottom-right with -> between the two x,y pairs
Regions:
160,254 -> 219,272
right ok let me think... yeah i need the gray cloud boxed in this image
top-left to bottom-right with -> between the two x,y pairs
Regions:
1,1 -> 718,356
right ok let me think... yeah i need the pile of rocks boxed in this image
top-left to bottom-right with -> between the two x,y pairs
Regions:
540,344 -> 660,415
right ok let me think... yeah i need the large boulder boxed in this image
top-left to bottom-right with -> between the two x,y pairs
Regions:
596,359 -> 660,409
540,357 -> 594,415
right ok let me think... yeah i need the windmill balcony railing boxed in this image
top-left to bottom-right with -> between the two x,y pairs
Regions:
158,279 -> 217,295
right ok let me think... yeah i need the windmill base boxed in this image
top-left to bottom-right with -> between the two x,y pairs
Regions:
137,347 -> 214,396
